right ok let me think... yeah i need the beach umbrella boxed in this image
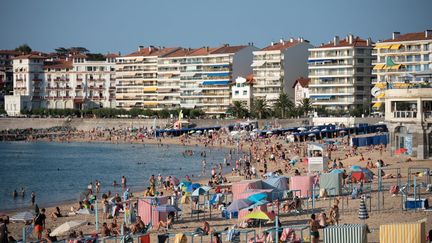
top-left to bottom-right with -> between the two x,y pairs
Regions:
192,186 -> 211,196
244,211 -> 275,221
186,183 -> 201,192
50,220 -> 87,237
226,199 -> 254,213
170,177 -> 180,186
10,211 -> 33,222
196,130 -> 203,134
76,208 -> 93,215
247,193 -> 268,203
395,148 -> 407,155
358,197 -> 369,222
208,129 -> 214,133
361,168 -> 374,180
266,131 -> 273,135
156,205 -> 182,212
298,127 -> 307,131
179,181 -> 192,188
252,129 -> 258,132
308,133 -> 315,137
243,200 -> 269,210
350,165 -> 362,172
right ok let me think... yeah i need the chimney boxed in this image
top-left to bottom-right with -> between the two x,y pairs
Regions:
271,41 -> 274,46
425,30 -> 432,38
279,38 -> 284,44
348,34 -> 354,44
206,46 -> 209,52
148,46 -> 152,53
289,37 -> 294,43
366,37 -> 372,46
392,32 -> 400,40
333,36 -> 340,46
300,37 -> 304,42
138,46 -> 143,51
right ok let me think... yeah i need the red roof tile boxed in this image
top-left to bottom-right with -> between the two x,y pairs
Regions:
316,36 -> 371,48
0,50 -> 20,56
261,39 -> 306,51
210,45 -> 247,54
292,77 -> 310,88
188,47 -> 218,56
124,46 -> 160,57
105,53 -> 119,58
381,31 -> 432,43
44,60 -> 73,69
246,74 -> 255,84
13,54 -> 47,60
163,48 -> 194,58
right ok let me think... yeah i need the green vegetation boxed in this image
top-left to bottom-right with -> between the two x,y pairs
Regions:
15,44 -> 32,54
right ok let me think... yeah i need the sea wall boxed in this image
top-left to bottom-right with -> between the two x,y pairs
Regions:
0,117 -> 383,131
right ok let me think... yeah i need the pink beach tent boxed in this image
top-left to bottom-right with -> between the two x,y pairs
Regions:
290,175 -> 315,198
138,196 -> 169,227
232,179 -> 263,200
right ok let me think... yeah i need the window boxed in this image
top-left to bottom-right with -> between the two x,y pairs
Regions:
243,90 -> 247,95
356,77 -> 363,82
235,91 -> 239,95
424,54 -> 429,61
357,59 -> 364,63
357,86 -> 364,91
415,65 -> 421,71
424,64 -> 430,71
356,68 -> 364,73
357,49 -> 364,54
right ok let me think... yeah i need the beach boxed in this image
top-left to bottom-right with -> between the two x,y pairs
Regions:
1,126 -> 431,242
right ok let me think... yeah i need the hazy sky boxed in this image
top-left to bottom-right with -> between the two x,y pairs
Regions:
1,0 -> 431,55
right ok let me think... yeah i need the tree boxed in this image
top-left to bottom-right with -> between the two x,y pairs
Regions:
274,93 -> 294,118
227,101 -> 248,118
300,98 -> 313,117
15,44 -> 32,54
55,47 -> 69,55
252,98 -> 269,119
70,47 -> 89,54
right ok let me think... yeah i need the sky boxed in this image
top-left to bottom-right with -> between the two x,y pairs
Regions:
1,0 -> 431,55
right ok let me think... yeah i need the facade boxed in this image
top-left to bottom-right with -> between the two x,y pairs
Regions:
0,50 -> 20,97
292,77 -> 310,106
116,44 -> 257,116
5,53 -> 117,115
231,74 -> 254,110
252,38 -> 312,105
385,88 -> 432,160
308,34 -> 374,110
372,30 -> 432,111
4,95 -> 31,116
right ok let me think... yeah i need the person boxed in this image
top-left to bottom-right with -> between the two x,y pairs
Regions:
123,188 -> 130,201
95,180 -> 101,194
12,190 -> 17,198
131,216 -> 146,234
156,214 -> 174,231
319,213 -> 328,228
102,195 -> 110,219
121,176 -> 127,188
0,218 -> 9,243
20,188 -> 25,198
100,222 -> 111,237
44,229 -> 57,243
149,175 -> 156,194
309,214 -> 321,243
34,208 -> 46,240
31,192 -> 36,206
195,221 -> 210,235
50,207 -> 63,220
212,232 -> 222,243
87,182 -> 93,194
329,202 -> 340,225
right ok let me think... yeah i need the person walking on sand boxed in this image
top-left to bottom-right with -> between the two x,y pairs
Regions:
31,192 -> 36,206
34,208 -> 46,240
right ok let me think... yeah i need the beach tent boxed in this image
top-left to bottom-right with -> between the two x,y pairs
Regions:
290,175 -> 315,198
50,220 -> 87,237
263,176 -> 289,191
379,221 -> 426,243
138,196 -> 169,227
238,204 -> 268,219
226,199 -> 254,213
323,224 -> 369,243
319,173 -> 343,196
237,189 -> 273,201
10,212 -> 33,222
232,180 -> 263,200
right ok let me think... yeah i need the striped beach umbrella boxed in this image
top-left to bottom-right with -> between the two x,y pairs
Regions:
358,197 -> 369,222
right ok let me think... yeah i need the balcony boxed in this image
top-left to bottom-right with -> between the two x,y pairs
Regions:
393,111 -> 417,118
76,85 -> 83,90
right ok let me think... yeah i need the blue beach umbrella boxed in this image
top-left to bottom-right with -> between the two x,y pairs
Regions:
226,199 -> 254,213
192,186 -> 211,196
243,200 -> 269,210
351,165 -> 362,172
179,181 -> 192,188
247,193 -> 268,203
186,183 -> 201,192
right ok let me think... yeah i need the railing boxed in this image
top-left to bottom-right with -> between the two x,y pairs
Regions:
393,111 -> 417,118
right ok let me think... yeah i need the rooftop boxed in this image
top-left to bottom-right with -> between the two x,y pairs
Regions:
292,77 -> 310,88
44,60 -> 73,69
381,31 -> 432,43
261,38 -> 307,51
316,35 -> 372,49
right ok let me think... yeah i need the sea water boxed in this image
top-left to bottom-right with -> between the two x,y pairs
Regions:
0,141 -> 232,211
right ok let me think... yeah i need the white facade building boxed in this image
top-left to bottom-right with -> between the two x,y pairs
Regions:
232,75 -> 254,110
292,77 -> 310,106
252,38 -> 313,105
372,30 -> 432,110
308,34 -> 374,110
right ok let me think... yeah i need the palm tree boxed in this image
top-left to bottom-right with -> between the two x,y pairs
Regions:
227,101 -> 248,118
252,98 -> 269,119
300,98 -> 313,117
274,93 -> 294,118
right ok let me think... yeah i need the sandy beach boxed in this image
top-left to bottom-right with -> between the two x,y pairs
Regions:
1,128 -> 431,243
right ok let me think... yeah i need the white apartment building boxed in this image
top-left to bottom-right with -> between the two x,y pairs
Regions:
5,53 -> 117,115
308,34 -> 374,110
252,38 -> 313,105
372,30 -> 432,110
292,77 -> 310,106
177,45 -> 257,116
232,74 -> 254,110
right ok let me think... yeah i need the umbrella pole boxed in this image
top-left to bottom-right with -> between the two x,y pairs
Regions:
95,199 -> 99,231
22,226 -> 26,243
275,215 -> 279,243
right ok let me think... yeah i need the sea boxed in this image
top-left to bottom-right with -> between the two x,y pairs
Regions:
0,141 -> 234,211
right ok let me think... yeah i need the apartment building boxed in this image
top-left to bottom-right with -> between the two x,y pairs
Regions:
308,34 -> 374,111
5,52 -> 117,115
292,77 -> 310,106
231,74 -> 254,110
252,38 -> 313,105
372,30 -> 432,110
0,50 -> 20,96
177,45 -> 257,115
